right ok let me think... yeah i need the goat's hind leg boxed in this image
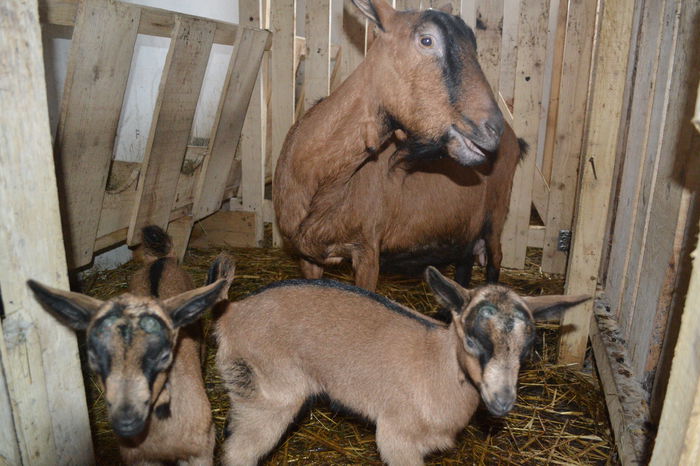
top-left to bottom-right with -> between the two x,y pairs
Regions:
222,399 -> 303,466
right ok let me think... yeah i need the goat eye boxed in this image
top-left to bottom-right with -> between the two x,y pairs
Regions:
419,35 -> 433,47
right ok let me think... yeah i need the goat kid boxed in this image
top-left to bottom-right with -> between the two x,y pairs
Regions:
273,0 -> 505,281
214,264 -> 588,466
28,226 -> 230,465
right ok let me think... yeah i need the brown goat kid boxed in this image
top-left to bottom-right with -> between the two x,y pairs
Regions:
214,265 -> 588,466
273,0 -> 505,288
28,226 -> 231,465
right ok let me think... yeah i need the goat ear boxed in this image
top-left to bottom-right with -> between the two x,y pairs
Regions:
27,280 -> 103,330
352,0 -> 395,32
522,294 -> 590,322
425,266 -> 471,311
163,279 -> 227,328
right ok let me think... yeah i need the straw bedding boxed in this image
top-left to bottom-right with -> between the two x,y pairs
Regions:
82,246 -> 618,465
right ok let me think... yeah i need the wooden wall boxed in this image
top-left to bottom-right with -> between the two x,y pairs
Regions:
41,0 -> 269,267
601,0 -> 700,406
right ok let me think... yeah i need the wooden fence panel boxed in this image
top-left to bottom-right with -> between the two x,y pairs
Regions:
1,0 -> 93,462
128,16 -> 215,246
192,27 -> 269,222
474,0 -> 503,93
270,0 -> 296,246
55,0 -> 140,268
304,0 -> 332,110
500,0 -> 549,269
559,0 -> 636,365
238,0 -> 267,247
540,0 -> 597,274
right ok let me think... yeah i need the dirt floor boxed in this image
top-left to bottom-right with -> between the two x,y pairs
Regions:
82,246 -> 618,465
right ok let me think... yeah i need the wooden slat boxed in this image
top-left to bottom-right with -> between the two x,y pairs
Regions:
238,0 -> 267,247
474,0 -> 503,93
270,0 -> 297,246
624,0 -> 700,382
500,0 -> 549,269
127,16 -> 215,246
651,144 -> 700,464
191,27 -> 269,221
651,77 -> 700,461
498,0 -> 521,110
540,0 -> 597,274
532,0 -> 566,225
460,0 -> 477,29
339,0 -> 365,82
55,0 -> 140,268
0,0 -> 92,462
590,298 -> 651,464
395,0 -> 421,10
605,0 -> 673,316
304,0 -> 332,110
39,0 -> 241,46
558,0 -> 636,365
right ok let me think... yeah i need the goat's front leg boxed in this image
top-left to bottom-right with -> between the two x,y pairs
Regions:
375,422 -> 424,466
352,246 -> 380,291
300,257 -> 324,279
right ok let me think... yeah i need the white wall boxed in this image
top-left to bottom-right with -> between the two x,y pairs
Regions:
42,0 -> 240,271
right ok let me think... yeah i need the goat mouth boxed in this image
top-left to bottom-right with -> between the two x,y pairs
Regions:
446,127 -> 489,166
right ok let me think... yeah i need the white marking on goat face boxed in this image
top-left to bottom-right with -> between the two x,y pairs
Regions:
86,295 -> 176,438
462,287 -> 535,417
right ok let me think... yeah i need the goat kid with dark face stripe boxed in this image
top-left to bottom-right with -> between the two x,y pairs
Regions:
214,265 -> 588,466
28,226 -> 233,465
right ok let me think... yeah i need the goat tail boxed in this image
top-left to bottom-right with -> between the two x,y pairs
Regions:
517,137 -> 529,161
141,225 -> 173,259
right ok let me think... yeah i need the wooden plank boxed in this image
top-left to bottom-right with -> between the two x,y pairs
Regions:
605,0 -> 673,319
460,0 -> 477,29
651,76 -> 700,460
55,0 -> 140,268
500,0 -> 549,269
339,0 -> 365,82
192,27 -> 269,221
128,16 -> 215,246
0,0 -> 92,462
189,211 -> 258,249
304,0 -> 332,110
591,298 -> 651,465
533,0 -> 567,224
474,0 -> 503,93
625,0 -> 700,383
498,0 -> 520,111
540,0 -> 597,274
238,0 -> 267,247
270,0 -> 296,246
558,0 -> 636,365
39,0 -> 241,46
395,0 -> 421,10
167,216 -> 193,262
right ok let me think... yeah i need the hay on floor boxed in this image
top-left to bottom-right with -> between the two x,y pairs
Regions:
82,247 -> 617,465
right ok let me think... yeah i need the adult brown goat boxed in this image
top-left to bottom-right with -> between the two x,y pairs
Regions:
214,264 -> 588,466
28,226 -> 231,465
273,0 -> 506,290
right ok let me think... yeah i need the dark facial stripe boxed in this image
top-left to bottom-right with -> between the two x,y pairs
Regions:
249,279 -> 440,329
141,335 -> 171,389
418,10 -> 477,104
149,257 -> 167,298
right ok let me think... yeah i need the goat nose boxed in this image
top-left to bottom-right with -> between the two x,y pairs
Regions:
490,389 -> 516,416
111,408 -> 146,437
484,114 -> 505,142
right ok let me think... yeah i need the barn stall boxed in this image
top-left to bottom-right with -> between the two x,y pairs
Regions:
0,0 -> 698,464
